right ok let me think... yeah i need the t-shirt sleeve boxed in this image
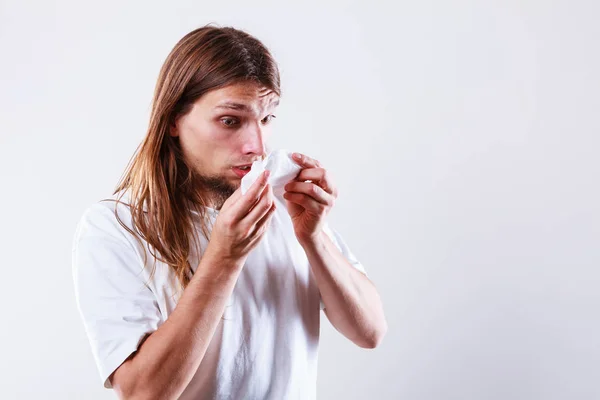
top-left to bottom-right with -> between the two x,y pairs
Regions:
72,204 -> 162,389
319,223 -> 368,310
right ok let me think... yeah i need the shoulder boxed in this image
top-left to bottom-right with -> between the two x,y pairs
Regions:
72,191 -> 143,255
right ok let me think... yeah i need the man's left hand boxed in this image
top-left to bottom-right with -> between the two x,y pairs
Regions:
283,152 -> 338,243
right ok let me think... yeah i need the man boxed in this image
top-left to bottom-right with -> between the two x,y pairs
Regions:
72,24 -> 387,400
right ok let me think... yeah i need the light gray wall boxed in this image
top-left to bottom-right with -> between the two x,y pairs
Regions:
1,1 -> 598,399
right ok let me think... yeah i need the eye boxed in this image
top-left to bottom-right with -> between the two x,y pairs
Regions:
262,115 -> 276,125
220,117 -> 239,128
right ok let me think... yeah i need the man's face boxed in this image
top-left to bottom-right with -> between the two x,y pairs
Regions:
170,82 -> 279,208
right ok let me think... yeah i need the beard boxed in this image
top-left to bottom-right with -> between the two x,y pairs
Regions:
195,170 -> 239,211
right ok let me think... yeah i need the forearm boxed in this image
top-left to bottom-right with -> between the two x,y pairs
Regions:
113,249 -> 243,400
300,230 -> 387,348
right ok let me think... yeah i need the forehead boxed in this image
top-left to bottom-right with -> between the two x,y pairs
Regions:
199,82 -> 279,113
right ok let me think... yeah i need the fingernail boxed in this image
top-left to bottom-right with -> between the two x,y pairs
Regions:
264,170 -> 271,179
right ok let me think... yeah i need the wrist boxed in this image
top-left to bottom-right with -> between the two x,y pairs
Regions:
297,229 -> 327,249
202,245 -> 246,274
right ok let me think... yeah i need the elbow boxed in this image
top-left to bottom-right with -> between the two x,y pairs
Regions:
114,374 -> 180,400
116,386 -> 161,400
115,380 -> 167,400
112,378 -> 138,400
110,371 -> 132,400
359,319 -> 388,349
110,367 -> 156,400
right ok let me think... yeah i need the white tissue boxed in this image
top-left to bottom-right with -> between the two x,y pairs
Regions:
241,149 -> 302,198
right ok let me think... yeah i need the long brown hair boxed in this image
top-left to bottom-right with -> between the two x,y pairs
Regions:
103,24 -> 281,294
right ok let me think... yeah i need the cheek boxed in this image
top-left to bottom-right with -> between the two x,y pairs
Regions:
178,121 -> 217,152
179,119 -> 246,168
176,132 -> 212,167
186,140 -> 235,173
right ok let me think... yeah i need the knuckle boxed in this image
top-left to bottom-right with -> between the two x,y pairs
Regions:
259,223 -> 268,234
264,191 -> 273,203
263,219 -> 273,232
238,224 -> 249,237
263,200 -> 272,212
222,215 -> 234,228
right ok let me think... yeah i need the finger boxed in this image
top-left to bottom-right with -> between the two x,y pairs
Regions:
295,167 -> 336,196
232,170 -> 270,220
284,181 -> 333,206
282,192 -> 326,214
245,184 -> 275,226
227,169 -> 270,205
249,201 -> 277,240
292,152 -> 322,168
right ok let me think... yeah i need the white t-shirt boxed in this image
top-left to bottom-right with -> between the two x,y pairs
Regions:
71,190 -> 367,399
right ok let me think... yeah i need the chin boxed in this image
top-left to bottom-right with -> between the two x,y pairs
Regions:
225,175 -> 241,186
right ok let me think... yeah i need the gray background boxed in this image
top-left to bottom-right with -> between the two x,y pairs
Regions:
1,1 -> 598,399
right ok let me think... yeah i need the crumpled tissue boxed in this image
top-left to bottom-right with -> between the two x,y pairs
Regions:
241,149 -> 302,198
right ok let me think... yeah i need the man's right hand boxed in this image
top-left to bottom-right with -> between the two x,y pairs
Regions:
207,170 -> 276,266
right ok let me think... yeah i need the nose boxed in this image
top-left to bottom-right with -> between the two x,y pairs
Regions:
241,124 -> 267,158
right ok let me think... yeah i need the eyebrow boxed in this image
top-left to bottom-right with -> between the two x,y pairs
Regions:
214,99 -> 280,113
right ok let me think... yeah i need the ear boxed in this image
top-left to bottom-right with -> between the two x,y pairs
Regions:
169,119 -> 179,137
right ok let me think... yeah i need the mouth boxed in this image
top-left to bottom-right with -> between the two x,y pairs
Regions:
232,164 -> 253,178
